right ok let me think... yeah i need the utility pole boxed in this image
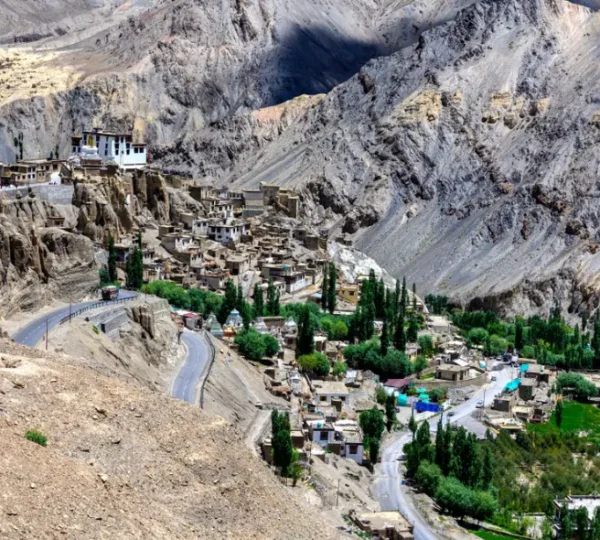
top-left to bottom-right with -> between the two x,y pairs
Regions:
69,301 -> 72,324
45,318 -> 49,351
336,478 -> 340,508
481,388 -> 486,421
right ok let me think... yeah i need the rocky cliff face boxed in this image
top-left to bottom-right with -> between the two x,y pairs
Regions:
0,198 -> 97,315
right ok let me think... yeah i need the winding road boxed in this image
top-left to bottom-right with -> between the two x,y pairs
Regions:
172,330 -> 212,404
372,361 -> 514,540
12,291 -> 138,347
12,292 -> 212,407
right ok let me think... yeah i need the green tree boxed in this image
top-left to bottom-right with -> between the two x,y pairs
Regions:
217,280 -> 237,325
296,305 -> 315,358
408,414 -> 417,441
327,262 -> 337,314
253,283 -> 264,318
416,460 -> 442,497
266,278 -> 280,316
297,353 -> 329,377
435,477 -> 474,519
99,268 -> 111,287
394,309 -> 406,353
234,329 -> 267,361
574,507 -> 589,540
369,438 -> 380,465
264,334 -> 280,357
407,314 -> 419,342
385,395 -> 396,432
416,420 -> 433,463
559,506 -> 574,540
107,235 -> 117,283
272,412 -> 294,476
515,318 -> 524,351
418,335 -> 434,357
467,327 -> 489,346
482,445 -> 494,490
591,508 -> 600,540
441,424 -> 453,476
434,419 -> 445,471
471,491 -> 498,522
485,334 -> 508,356
380,319 -> 390,357
555,398 -> 564,428
359,407 -> 385,447
401,276 -> 408,314
321,268 -> 329,312
413,355 -> 428,378
412,282 -> 418,313
329,320 -> 348,341
125,247 -> 143,290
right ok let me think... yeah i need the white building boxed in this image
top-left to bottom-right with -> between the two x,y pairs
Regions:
71,128 -> 147,170
208,219 -> 249,245
192,218 -> 211,237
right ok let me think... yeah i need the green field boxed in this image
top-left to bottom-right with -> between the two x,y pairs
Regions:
528,401 -> 600,436
474,531 -> 516,540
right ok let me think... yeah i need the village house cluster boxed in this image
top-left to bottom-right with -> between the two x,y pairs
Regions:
0,127 -> 148,187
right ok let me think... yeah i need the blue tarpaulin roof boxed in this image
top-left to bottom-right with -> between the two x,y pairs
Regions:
480,361 -> 487,369
520,364 -> 529,373
397,394 -> 408,406
504,378 -> 521,392
417,387 -> 427,393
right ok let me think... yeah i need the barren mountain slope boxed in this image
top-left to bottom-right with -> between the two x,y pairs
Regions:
0,338 -> 338,539
158,0 -> 600,318
0,0 -> 398,161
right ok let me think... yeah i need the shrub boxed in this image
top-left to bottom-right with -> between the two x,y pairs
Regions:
297,352 -> 330,377
25,429 -> 47,447
333,361 -> 347,378
92,325 -> 100,335
418,335 -> 434,357
263,334 -> 280,357
375,387 -> 387,405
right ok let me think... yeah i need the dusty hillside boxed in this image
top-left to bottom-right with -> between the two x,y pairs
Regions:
0,338 -> 338,539
47,298 -> 183,392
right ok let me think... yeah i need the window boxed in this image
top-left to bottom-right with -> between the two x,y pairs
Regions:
348,445 -> 358,455
319,431 -> 329,441
320,395 -> 328,402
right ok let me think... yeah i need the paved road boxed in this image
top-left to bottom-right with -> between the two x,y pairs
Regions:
372,362 -> 514,540
172,330 -> 212,404
12,291 -> 138,347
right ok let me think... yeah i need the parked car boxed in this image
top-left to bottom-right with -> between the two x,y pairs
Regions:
491,376 -> 497,381
476,400 -> 484,408
448,411 -> 456,417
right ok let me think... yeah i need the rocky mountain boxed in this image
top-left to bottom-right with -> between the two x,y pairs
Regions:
1,0 -> 600,317
159,0 -> 600,319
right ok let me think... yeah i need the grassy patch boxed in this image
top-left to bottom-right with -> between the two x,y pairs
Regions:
528,401 -> 600,436
474,531 -> 516,540
25,429 -> 47,447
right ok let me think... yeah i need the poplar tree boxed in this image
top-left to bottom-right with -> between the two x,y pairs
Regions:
394,309 -> 406,353
266,278 -> 281,316
321,268 -> 329,312
296,305 -> 314,358
380,319 -> 390,357
327,262 -> 337,314
125,247 -> 143,290
482,446 -> 494,489
253,283 -> 264,318
412,282 -> 417,313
